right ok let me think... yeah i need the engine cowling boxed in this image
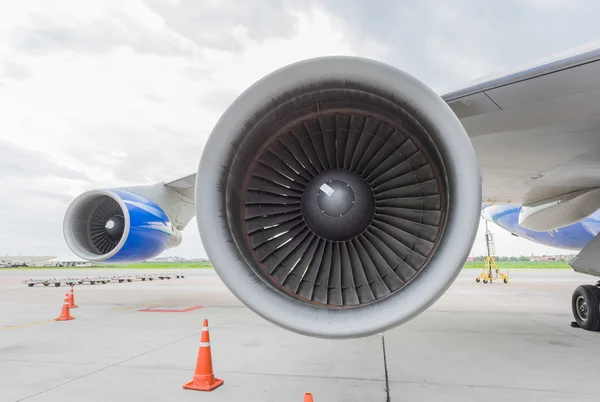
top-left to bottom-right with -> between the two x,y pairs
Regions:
63,189 -> 181,263
197,56 -> 481,339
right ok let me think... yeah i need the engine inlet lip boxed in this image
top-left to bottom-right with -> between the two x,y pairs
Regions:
197,55 -> 481,339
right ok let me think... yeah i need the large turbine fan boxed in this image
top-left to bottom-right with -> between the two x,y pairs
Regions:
198,56 -> 480,338
89,197 -> 125,254
243,113 -> 444,308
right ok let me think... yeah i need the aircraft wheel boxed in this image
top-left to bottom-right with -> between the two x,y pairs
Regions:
476,278 -> 480,283
28,283 -> 34,287
572,285 -> 600,331
504,278 -> 508,283
483,279 -> 488,284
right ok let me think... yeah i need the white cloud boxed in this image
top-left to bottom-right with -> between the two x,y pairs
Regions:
0,0 -> 597,259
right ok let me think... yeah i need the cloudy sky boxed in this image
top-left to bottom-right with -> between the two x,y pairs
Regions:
1,0 -> 599,260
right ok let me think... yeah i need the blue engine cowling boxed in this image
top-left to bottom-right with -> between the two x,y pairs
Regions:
482,204 -> 600,251
63,189 -> 181,263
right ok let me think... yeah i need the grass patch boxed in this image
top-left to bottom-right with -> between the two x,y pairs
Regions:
462,260 -> 571,269
94,262 -> 213,269
1,262 -> 213,270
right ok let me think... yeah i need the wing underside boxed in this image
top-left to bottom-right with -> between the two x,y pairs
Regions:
442,45 -> 600,209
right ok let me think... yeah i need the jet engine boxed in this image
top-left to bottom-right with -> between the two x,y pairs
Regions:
196,56 -> 481,339
63,189 -> 182,263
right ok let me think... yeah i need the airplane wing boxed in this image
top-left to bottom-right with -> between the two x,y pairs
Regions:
156,46 -> 600,233
441,45 -> 600,231
113,46 -> 600,234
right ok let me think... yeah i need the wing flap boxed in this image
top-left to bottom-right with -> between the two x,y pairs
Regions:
485,60 -> 600,110
443,45 -> 600,102
443,45 -> 600,121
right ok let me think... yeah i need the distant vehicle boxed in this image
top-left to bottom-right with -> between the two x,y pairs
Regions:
62,46 -> 600,337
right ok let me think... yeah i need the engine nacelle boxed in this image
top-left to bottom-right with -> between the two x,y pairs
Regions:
63,189 -> 181,263
197,56 -> 481,339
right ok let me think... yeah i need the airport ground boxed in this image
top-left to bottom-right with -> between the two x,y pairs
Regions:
1,268 -> 599,401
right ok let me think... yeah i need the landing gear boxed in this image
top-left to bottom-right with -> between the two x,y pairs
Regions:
571,284 -> 600,331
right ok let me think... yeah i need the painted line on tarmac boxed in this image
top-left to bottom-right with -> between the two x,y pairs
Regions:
115,302 -> 157,311
0,319 -> 55,331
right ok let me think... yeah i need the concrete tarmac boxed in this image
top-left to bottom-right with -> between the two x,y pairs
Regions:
1,268 -> 599,401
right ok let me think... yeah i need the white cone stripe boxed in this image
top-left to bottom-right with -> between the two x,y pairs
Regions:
200,341 -> 211,347
202,326 -> 208,331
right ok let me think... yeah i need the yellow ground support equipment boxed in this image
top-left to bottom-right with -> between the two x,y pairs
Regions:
475,221 -> 510,284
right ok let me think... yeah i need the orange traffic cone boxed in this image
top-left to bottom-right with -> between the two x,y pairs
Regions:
304,393 -> 314,402
56,293 -> 74,321
183,319 -> 224,391
69,286 -> 78,308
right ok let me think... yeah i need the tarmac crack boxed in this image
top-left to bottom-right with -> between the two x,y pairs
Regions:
16,312 -> 251,401
217,370 -> 385,382
382,334 -> 391,402
386,377 -> 600,396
